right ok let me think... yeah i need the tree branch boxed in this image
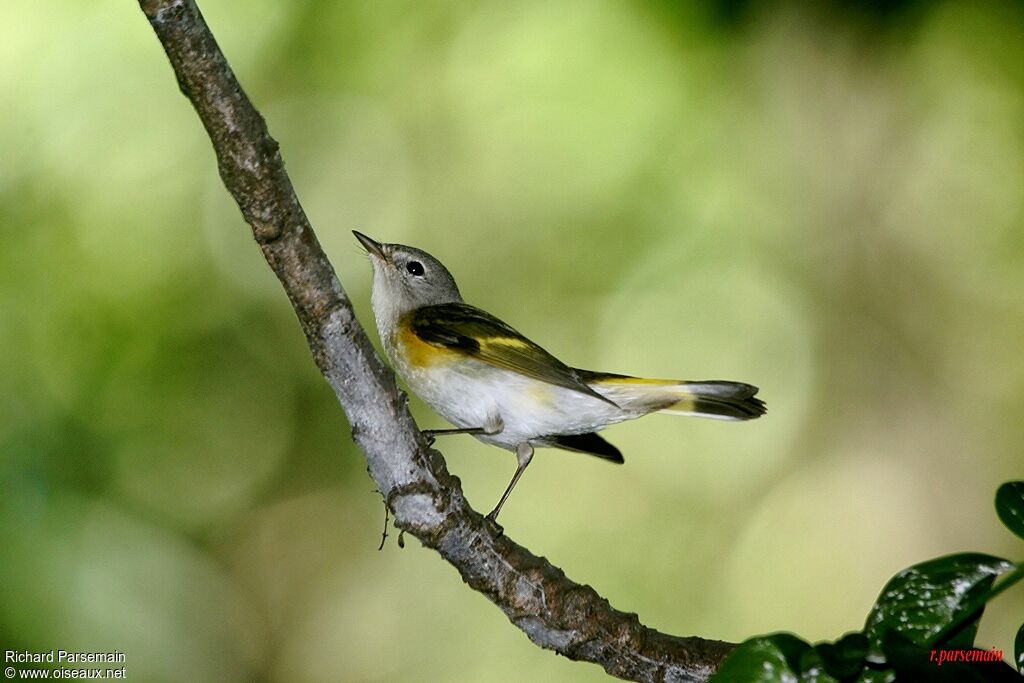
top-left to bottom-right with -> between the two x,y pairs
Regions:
137,1 -> 736,679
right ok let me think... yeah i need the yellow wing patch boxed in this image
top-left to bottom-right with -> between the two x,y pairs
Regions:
479,336 -> 532,352
405,302 -> 619,406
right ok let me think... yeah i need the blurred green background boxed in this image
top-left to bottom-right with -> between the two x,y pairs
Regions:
3,0 -> 1023,680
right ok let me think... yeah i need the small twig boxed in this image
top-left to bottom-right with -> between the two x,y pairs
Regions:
376,489 -> 389,551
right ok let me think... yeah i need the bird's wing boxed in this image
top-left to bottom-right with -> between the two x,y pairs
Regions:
408,302 -> 616,405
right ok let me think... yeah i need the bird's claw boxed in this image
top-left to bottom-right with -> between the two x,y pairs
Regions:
484,511 -> 504,537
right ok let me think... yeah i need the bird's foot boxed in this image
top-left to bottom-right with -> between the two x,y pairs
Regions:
484,510 -> 505,538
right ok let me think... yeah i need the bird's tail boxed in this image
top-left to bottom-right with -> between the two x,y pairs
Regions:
579,371 -> 766,421
657,380 -> 766,420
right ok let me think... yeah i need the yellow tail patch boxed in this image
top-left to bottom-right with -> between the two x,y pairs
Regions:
588,376 -> 679,387
659,397 -> 697,415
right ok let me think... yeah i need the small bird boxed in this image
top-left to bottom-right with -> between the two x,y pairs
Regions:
355,231 -> 765,523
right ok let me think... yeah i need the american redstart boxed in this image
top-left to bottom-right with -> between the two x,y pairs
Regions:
355,231 -> 765,523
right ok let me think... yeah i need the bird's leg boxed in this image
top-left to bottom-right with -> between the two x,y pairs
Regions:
485,442 -> 534,526
422,426 -> 488,445
422,416 -> 503,446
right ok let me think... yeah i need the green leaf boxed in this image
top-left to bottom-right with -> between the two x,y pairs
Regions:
710,633 -> 810,682
882,629 -> 1020,682
996,482 -> 1024,540
814,632 -> 869,681
863,553 -> 1013,651
795,647 -> 841,683
1015,622 -> 1023,676
854,669 -> 894,683
930,563 -> 1024,648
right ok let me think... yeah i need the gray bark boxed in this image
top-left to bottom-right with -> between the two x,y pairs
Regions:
137,1 -> 736,679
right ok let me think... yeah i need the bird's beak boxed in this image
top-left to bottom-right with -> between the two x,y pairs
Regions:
353,230 -> 387,260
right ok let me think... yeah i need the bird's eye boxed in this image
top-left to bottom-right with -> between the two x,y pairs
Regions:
406,261 -> 425,276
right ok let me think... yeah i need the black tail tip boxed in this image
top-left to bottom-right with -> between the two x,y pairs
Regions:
688,381 -> 766,420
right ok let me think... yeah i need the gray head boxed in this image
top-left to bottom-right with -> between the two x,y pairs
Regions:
354,231 -> 463,323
